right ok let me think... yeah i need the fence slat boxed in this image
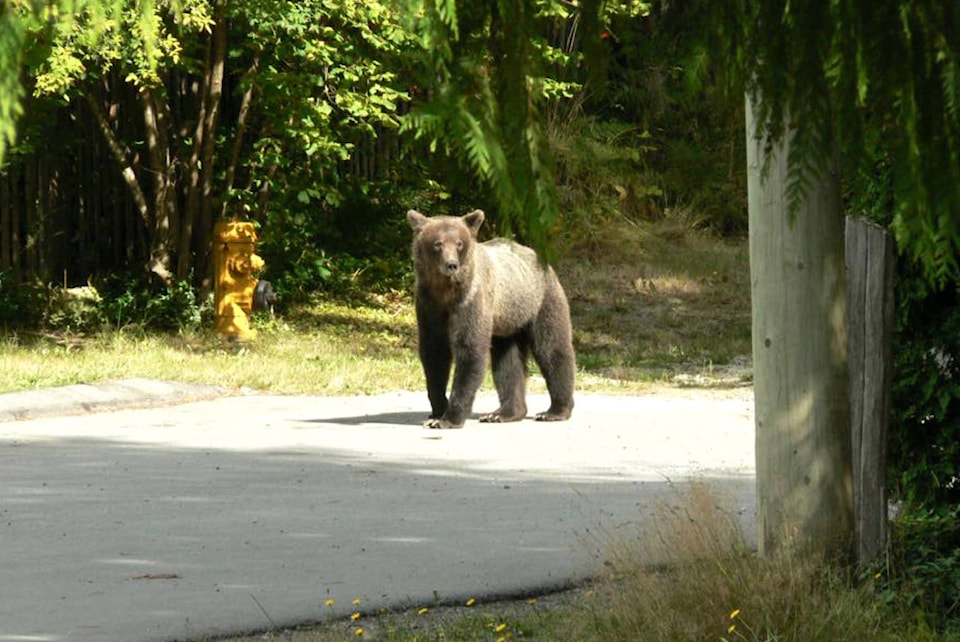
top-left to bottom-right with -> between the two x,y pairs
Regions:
845,216 -> 895,565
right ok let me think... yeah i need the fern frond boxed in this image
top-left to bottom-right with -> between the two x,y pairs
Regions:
0,7 -> 26,165
433,0 -> 459,40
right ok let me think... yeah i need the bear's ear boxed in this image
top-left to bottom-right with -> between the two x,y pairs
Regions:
406,209 -> 429,232
462,210 -> 485,237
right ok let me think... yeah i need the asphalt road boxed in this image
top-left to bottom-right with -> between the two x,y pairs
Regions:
0,381 -> 756,642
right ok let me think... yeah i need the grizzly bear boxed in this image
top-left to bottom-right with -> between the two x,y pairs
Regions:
406,208 -> 575,429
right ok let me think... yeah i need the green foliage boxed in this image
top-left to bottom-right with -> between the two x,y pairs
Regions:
98,276 -> 203,331
232,0 -> 417,299
547,108 -> 662,223
680,0 -> 960,282
0,273 -> 202,332
0,275 -> 50,327
28,0 -> 204,97
876,506 -> 960,637
0,2 -> 28,166
402,0 -> 571,253
553,6 -> 748,234
258,185 -> 416,305
888,263 -> 960,510
0,0 -> 166,162
0,280 -> 104,331
233,0 -> 412,207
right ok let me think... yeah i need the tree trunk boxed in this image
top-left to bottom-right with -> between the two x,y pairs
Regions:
180,0 -> 226,286
179,64 -> 209,279
140,85 -> 178,279
222,55 -> 259,220
85,90 -> 172,281
24,156 -> 36,277
197,0 -> 228,292
10,163 -> 21,280
1,171 -> 10,272
745,93 -> 854,558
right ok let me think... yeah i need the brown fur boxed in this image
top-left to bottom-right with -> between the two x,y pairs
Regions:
407,209 -> 575,429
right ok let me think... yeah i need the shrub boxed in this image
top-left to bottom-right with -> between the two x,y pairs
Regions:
98,276 -> 203,332
878,506 -> 960,638
888,263 -> 960,510
0,275 -> 51,328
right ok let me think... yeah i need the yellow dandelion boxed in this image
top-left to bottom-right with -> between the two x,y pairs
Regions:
727,624 -> 737,635
527,597 -> 538,604
729,608 -> 741,620
874,572 -> 883,581
354,626 -> 365,636
465,597 -> 476,607
494,623 -> 507,633
353,598 -> 362,606
324,598 -> 335,607
418,607 -> 429,615
351,612 -> 361,621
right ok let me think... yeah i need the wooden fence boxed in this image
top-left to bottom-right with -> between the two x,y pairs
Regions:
846,215 -> 895,565
0,101 -> 142,285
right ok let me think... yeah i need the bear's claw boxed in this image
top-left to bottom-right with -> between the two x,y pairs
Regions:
479,411 -> 525,423
423,417 -> 464,430
535,410 -> 571,422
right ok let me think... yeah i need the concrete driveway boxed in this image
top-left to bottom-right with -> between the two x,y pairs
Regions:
0,382 -> 755,642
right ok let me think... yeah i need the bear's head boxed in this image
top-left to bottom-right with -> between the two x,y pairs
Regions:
407,209 -> 485,287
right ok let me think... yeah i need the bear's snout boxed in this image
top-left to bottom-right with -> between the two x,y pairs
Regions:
443,260 -> 460,275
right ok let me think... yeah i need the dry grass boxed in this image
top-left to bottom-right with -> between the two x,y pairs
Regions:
573,483 -> 934,642
559,218 -> 752,388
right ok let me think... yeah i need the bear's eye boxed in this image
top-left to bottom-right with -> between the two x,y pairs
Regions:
433,241 -> 443,252
456,240 -> 464,251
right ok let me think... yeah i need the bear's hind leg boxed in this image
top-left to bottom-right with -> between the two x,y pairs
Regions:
530,288 -> 575,422
480,335 -> 528,422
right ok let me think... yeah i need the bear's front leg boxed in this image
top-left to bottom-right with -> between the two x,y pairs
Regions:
415,304 -> 453,423
426,318 -> 489,430
427,352 -> 485,429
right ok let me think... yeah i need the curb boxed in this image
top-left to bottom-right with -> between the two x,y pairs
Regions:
0,378 -> 230,423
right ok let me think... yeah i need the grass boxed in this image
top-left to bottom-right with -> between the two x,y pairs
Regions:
0,298 -> 424,395
0,218 -> 751,395
560,217 -> 751,387
578,484 -> 933,642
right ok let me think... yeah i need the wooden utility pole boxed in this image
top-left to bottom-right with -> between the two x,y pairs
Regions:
746,95 -> 854,557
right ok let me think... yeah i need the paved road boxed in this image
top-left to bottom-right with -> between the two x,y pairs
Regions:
0,382 -> 756,642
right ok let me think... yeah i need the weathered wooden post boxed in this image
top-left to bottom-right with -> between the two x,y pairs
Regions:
845,216 -> 895,565
746,95 -> 854,557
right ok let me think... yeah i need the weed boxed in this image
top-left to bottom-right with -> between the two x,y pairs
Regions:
874,505 -> 960,637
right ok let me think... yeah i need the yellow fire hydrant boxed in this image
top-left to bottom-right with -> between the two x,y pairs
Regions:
213,221 -> 265,340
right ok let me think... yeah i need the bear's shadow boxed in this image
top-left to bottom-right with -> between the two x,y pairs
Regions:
304,411 -> 427,427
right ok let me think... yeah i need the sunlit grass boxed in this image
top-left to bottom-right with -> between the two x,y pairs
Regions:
0,300 -> 424,395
